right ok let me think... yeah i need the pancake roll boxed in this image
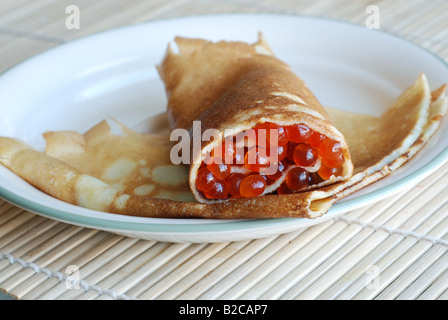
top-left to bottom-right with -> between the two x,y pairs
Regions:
158,35 -> 354,203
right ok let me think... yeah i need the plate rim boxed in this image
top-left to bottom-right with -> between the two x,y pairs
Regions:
0,12 -> 447,237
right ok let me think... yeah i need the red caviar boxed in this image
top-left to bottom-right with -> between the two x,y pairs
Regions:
255,123 -> 288,147
308,131 -> 327,148
244,147 -> 270,172
233,148 -> 245,165
309,172 -> 324,185
318,165 -> 343,180
286,142 -> 296,162
203,180 -> 229,199
293,143 -> 318,167
286,124 -> 312,143
264,145 -> 287,163
266,161 -> 287,182
285,167 -> 310,191
239,174 -> 266,198
227,173 -> 245,197
197,167 -> 216,192
274,145 -> 288,162
212,138 -> 236,163
198,122 -> 346,199
207,162 -> 231,180
277,182 -> 294,194
319,139 -> 344,168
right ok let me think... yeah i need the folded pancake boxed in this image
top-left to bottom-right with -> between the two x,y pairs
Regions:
0,74 -> 446,220
157,35 -> 354,203
0,34 -> 447,221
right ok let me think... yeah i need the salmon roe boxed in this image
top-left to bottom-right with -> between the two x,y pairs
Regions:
286,124 -> 312,143
212,138 -> 236,163
285,167 -> 309,191
254,123 -> 288,147
197,167 -> 216,192
293,143 -> 318,167
318,165 -> 343,180
207,162 -> 231,180
319,139 -> 344,168
197,122 -> 345,199
244,147 -> 270,172
266,160 -> 287,182
239,175 -> 266,198
227,173 -> 245,197
203,180 -> 229,199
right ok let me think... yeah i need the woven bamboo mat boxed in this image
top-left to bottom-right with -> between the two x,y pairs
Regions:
1,0 -> 448,300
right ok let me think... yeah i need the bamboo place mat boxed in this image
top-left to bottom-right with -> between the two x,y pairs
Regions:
1,0 -> 448,301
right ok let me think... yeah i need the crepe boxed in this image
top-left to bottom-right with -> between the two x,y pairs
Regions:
0,36 -> 447,219
0,74 -> 446,218
158,35 -> 354,203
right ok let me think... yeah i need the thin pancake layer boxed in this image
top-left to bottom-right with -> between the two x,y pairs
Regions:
0,75 -> 446,219
327,74 -> 432,173
158,35 -> 354,203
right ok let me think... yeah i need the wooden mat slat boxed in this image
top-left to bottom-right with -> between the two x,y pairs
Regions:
318,183 -> 448,298
139,240 -> 259,300
0,206 -> 35,237
0,0 -> 37,18
52,238 -> 154,300
352,210 -> 448,300
0,222 -> 70,266
0,202 -> 27,226
0,0 -> 192,42
396,1 -> 448,37
12,231 -> 115,298
79,243 -> 191,299
196,229 -> 308,300
415,266 -> 448,300
220,202 -> 386,299
0,227 -> 97,291
438,287 -> 448,300
240,182 -> 428,298
252,163 -> 448,299
372,217 -> 448,299
393,244 -> 448,300
0,34 -> 57,74
345,215 -> 448,300
251,218 -> 371,299
0,217 -> 60,256
21,232 -> 123,300
131,240 -> 250,299
125,243 -> 222,300
84,242 -> 214,300
330,183 -> 448,299
267,215 -> 397,299
292,199 -> 448,300
34,236 -> 140,300
379,0 -> 437,30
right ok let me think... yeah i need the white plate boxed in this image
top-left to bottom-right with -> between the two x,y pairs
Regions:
0,14 -> 447,243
